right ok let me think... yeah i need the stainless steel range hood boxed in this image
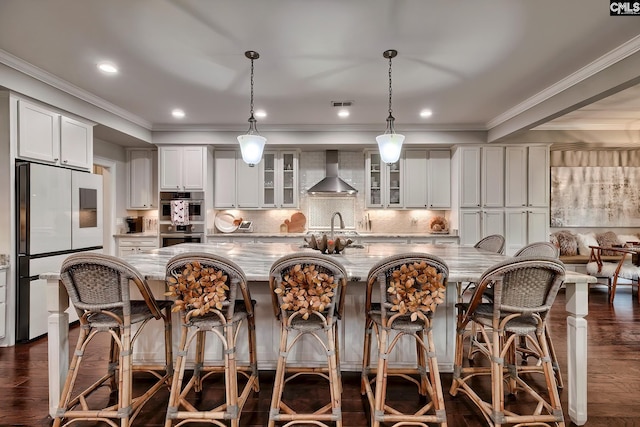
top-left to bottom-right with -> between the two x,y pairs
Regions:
307,150 -> 358,195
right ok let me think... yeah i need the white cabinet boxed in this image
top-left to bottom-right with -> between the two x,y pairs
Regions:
261,151 -> 299,208
159,146 -> 206,191
482,146 -> 504,207
0,269 -> 6,339
404,149 -> 428,208
504,209 -> 550,255
459,209 -> 504,247
459,147 -> 481,208
117,236 -> 158,258
365,151 -> 403,208
505,145 -> 549,208
17,99 -> 93,170
214,150 -> 261,209
428,150 -> 451,208
127,149 -> 157,210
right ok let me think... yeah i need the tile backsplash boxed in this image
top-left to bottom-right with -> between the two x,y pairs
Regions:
210,150 -> 450,234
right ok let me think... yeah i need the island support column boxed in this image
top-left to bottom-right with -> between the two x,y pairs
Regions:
46,277 -> 70,418
564,280 -> 589,426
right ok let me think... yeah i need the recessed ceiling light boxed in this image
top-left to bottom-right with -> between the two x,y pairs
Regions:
254,110 -> 267,118
338,109 -> 350,118
420,109 -> 433,118
97,61 -> 118,74
172,109 -> 185,119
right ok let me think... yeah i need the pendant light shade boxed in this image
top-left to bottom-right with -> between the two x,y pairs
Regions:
238,51 -> 266,167
376,49 -> 404,164
237,133 -> 267,165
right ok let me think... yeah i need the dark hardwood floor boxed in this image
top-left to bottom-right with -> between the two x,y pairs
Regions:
1,284 -> 639,426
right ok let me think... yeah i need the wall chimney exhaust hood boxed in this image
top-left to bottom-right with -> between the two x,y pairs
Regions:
307,150 -> 358,195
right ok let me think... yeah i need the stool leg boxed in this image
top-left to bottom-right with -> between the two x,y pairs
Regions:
53,325 -> 90,427
361,317 -> 373,396
247,313 -> 260,392
268,323 -> 289,427
164,316 -> 190,427
424,324 -> 447,427
327,322 -> 343,427
225,323 -> 240,427
119,322 -> 132,427
372,327 -> 389,427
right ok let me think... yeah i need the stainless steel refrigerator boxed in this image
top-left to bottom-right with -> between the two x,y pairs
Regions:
16,161 -> 103,342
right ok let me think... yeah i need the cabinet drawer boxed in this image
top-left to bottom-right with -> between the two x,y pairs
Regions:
119,238 -> 157,247
136,239 -> 158,247
118,247 -> 138,257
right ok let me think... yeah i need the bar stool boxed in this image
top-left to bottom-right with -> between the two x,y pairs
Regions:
361,253 -> 449,427
449,256 -> 566,427
164,252 -> 259,427
268,253 -> 348,427
53,253 -> 173,427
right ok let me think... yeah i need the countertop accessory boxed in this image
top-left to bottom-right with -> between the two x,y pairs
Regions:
429,215 -> 449,234
284,212 -> 306,233
376,49 -> 404,164
214,212 -> 239,233
238,220 -> 253,232
237,50 -> 266,167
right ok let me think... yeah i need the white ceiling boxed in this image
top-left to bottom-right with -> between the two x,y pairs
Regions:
0,0 -> 639,144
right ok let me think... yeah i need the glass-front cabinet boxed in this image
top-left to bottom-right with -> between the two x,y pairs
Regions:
365,150 -> 402,208
261,150 -> 299,208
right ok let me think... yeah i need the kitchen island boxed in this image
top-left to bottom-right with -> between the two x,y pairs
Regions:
44,242 -> 594,425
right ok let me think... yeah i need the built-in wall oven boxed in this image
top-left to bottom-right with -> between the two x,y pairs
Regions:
160,223 -> 205,247
159,191 -> 204,222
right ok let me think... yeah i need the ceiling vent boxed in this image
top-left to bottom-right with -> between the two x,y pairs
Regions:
331,100 -> 354,107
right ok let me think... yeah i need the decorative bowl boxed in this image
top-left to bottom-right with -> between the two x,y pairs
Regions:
304,234 -> 353,254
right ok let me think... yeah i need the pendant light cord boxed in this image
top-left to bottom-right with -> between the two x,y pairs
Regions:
250,57 -> 255,118
387,54 -> 393,117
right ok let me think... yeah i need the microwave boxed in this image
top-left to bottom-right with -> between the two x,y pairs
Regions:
159,192 -> 205,222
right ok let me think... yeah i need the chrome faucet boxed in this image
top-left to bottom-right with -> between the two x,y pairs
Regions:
330,211 -> 345,240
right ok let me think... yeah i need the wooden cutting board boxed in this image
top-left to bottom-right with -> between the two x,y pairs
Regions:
284,212 -> 306,233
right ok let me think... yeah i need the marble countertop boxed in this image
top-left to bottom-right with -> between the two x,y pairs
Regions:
42,242 -> 594,286
206,232 -> 459,238
113,232 -> 159,238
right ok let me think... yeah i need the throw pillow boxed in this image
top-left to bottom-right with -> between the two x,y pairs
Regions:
554,230 -> 578,256
596,231 -> 621,256
576,232 -> 598,256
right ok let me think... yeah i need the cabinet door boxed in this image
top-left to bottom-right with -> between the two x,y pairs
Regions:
214,150 -> 237,208
279,151 -> 298,208
60,116 -> 93,169
527,209 -> 549,243
261,152 -> 277,208
527,146 -> 549,207
17,99 -> 60,164
504,210 -> 528,256
366,152 -> 384,208
128,149 -> 153,209
482,146 -> 504,207
483,209 -> 505,238
460,210 -> 481,246
404,149 -> 428,208
505,146 -> 527,207
159,146 -> 184,190
386,159 -> 403,208
428,150 -> 451,208
237,155 -> 261,208
182,146 -> 205,190
460,147 -> 481,207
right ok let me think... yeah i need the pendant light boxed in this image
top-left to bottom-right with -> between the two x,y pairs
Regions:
237,50 -> 266,167
376,49 -> 404,164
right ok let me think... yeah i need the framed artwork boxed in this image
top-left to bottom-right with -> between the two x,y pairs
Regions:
550,166 -> 640,227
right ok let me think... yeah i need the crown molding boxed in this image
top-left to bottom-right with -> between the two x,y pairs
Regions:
534,121 -> 640,131
151,122 -> 487,132
487,35 -> 640,130
0,49 -> 152,129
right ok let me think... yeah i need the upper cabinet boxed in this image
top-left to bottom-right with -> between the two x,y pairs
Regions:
17,99 -> 93,170
505,145 -> 549,208
458,146 -> 481,207
127,148 -> 157,210
159,145 -> 206,191
261,151 -> 299,208
365,151 -> 403,208
214,150 -> 298,209
366,149 -> 451,209
427,150 -> 451,209
214,150 -> 261,209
